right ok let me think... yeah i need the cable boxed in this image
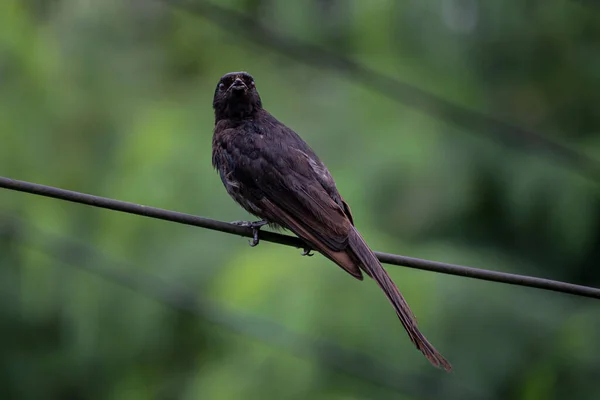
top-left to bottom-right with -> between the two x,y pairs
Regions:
1,175 -> 599,299
158,0 -> 600,184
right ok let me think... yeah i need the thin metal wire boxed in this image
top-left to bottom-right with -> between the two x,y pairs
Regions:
1,175 -> 599,299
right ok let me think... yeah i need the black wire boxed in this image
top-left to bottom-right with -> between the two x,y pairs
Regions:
158,0 -> 600,184
1,175 -> 599,299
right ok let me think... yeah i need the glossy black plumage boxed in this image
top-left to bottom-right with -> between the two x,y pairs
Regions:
211,71 -> 451,371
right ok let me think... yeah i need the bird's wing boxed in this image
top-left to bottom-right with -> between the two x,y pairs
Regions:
260,195 -> 362,279
229,129 -> 362,278
259,166 -> 363,279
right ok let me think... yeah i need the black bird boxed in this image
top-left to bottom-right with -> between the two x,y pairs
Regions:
211,71 -> 451,371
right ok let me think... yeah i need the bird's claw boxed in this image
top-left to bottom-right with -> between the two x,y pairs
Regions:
249,228 -> 260,247
301,247 -> 314,257
230,220 -> 268,247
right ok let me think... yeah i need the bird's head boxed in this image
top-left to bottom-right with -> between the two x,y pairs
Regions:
213,71 -> 262,121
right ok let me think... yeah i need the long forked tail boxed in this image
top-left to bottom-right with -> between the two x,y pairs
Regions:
348,228 -> 452,371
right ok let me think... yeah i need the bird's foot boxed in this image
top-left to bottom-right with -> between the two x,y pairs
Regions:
301,247 -> 314,257
230,220 -> 268,247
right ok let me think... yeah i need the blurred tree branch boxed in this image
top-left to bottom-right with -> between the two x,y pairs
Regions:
7,214 -> 483,399
157,0 -> 600,184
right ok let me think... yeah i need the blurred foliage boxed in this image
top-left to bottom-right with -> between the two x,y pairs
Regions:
1,0 -> 599,399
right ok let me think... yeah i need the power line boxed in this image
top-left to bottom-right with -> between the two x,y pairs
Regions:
1,175 -> 599,300
158,0 -> 600,184
7,216 -> 481,399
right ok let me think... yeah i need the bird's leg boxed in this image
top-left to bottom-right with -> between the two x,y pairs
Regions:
301,246 -> 314,257
230,220 -> 268,247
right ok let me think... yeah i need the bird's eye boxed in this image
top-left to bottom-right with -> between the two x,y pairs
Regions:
250,81 -> 255,87
219,83 -> 225,90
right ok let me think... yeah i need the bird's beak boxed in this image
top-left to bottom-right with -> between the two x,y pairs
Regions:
229,78 -> 247,92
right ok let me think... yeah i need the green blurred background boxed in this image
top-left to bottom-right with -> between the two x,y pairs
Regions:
1,0 -> 599,399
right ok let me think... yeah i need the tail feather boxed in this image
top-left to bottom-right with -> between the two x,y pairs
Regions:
348,228 -> 452,371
